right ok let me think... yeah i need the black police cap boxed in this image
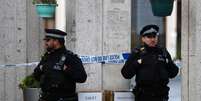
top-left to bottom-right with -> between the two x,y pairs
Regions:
44,29 -> 67,39
140,24 -> 159,36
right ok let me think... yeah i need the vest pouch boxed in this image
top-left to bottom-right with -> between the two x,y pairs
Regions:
40,70 -> 66,91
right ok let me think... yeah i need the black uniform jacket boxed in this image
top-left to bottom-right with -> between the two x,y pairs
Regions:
33,46 -> 87,98
121,45 -> 179,86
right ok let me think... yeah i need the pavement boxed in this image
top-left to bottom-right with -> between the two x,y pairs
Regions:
168,75 -> 181,101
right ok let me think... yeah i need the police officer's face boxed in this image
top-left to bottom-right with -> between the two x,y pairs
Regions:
142,35 -> 158,47
44,38 -> 55,52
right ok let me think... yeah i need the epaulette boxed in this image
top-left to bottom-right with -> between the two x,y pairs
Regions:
66,50 -> 78,57
132,48 -> 140,54
66,50 -> 74,55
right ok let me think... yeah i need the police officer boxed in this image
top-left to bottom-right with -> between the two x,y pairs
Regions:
33,29 -> 87,101
121,25 -> 179,101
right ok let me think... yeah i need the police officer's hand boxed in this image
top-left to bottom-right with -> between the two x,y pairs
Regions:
63,65 -> 70,71
63,64 -> 72,72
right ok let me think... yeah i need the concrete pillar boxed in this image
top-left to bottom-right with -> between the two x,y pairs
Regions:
65,0 -> 76,51
102,0 -> 131,90
0,0 -> 28,100
182,0 -> 201,101
74,0 -> 131,91
75,0 -> 103,91
0,0 -> 42,101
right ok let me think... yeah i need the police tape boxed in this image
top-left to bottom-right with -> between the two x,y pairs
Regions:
0,62 -> 39,68
0,53 -> 182,68
0,53 -> 130,68
80,53 -> 130,64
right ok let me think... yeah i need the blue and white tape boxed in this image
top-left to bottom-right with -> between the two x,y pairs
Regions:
0,53 -> 182,68
0,62 -> 39,68
0,53 -> 130,68
80,53 -> 130,64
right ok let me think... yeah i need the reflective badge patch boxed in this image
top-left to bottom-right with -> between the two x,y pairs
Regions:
53,63 -> 62,70
61,55 -> 66,61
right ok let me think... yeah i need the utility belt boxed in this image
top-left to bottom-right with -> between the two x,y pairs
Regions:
133,85 -> 169,97
40,91 -> 78,101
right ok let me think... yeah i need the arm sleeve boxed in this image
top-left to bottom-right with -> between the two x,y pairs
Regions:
33,62 -> 43,81
64,54 -> 87,83
121,49 -> 140,79
166,51 -> 179,78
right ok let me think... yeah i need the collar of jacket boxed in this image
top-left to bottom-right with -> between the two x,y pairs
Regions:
142,44 -> 160,53
48,46 -> 66,55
